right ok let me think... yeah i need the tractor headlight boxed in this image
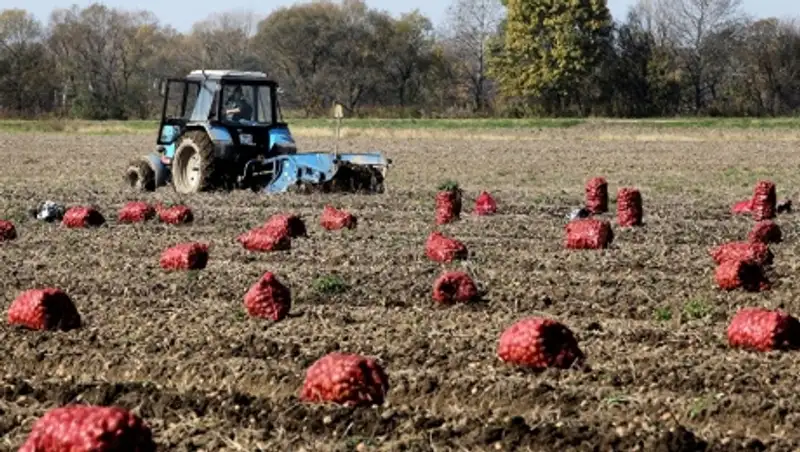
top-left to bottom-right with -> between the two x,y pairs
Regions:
240,134 -> 254,145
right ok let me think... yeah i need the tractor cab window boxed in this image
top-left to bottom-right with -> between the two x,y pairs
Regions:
220,83 -> 274,125
164,81 -> 195,120
256,86 -> 273,124
222,84 -> 256,122
191,80 -> 217,121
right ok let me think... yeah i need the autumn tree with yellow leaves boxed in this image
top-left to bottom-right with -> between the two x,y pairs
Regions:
489,0 -> 612,112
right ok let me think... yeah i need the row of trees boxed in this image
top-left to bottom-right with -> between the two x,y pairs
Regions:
0,0 -> 799,119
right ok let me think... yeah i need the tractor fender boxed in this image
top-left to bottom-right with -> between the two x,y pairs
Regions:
200,124 -> 237,161
269,126 -> 296,152
145,153 -> 169,187
206,125 -> 233,143
178,125 -> 235,161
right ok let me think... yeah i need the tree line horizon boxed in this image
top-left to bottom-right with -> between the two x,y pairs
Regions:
0,0 -> 798,120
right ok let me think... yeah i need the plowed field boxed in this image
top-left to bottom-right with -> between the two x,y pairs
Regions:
2,126 -> 800,451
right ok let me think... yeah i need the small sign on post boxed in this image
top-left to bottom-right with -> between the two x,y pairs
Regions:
333,103 -> 344,158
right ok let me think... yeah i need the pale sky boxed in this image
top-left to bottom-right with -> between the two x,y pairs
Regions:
10,0 -> 800,32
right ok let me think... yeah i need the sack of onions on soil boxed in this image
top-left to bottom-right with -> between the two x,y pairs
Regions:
432,271 -> 479,304
0,219 -> 17,242
244,272 -> 291,322
497,317 -> 585,371
565,218 -> 613,250
300,352 -> 390,407
731,199 -> 753,215
710,241 -> 773,267
118,201 -> 156,223
156,203 -> 193,225
425,231 -> 468,263
751,180 -> 777,221
320,205 -> 357,230
727,308 -> 800,352
473,191 -> 497,216
19,404 -> 156,452
748,220 -> 782,244
159,242 -> 209,271
616,187 -> 642,227
585,177 -> 608,214
237,227 -> 291,252
264,213 -> 307,237
7,288 -> 81,331
62,206 -> 105,228
732,197 -> 790,216
731,180 -> 787,218
714,258 -> 770,292
434,180 -> 462,225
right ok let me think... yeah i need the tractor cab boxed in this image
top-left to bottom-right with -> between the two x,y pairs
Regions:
156,70 -> 296,163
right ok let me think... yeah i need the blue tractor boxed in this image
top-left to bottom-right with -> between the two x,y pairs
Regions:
125,69 -> 389,194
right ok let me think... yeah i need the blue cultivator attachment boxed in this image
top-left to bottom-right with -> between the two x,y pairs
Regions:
262,152 -> 389,194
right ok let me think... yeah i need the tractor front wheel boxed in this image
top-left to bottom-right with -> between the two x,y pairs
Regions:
125,157 -> 156,192
171,131 -> 216,194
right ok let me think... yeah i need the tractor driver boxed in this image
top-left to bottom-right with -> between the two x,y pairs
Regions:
224,85 -> 253,121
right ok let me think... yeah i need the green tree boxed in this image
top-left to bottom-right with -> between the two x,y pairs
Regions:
488,0 -> 612,109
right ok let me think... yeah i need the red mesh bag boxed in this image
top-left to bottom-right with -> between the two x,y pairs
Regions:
237,227 -> 291,252
62,206 -> 105,228
710,241 -> 773,266
616,187 -> 642,227
748,220 -> 782,244
473,191 -> 497,215
435,190 -> 462,225
118,202 -> 155,223
425,231 -> 468,263
715,259 -> 770,291
752,180 -> 776,221
731,199 -> 753,214
7,288 -> 81,331
727,308 -> 800,352
264,213 -> 307,237
585,177 -> 608,214
432,271 -> 479,304
565,218 -> 613,249
320,205 -> 357,230
300,352 -> 389,406
19,404 -> 155,452
159,242 -> 209,270
244,272 -> 291,321
156,204 -> 193,225
497,317 -> 585,370
0,219 -> 17,241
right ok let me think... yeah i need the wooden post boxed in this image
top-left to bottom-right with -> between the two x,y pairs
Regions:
333,103 -> 343,158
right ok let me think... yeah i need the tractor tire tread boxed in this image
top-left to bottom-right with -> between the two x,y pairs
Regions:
172,130 -> 217,194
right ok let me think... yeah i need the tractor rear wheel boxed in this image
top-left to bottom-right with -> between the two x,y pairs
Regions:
125,157 -> 156,192
171,130 -> 216,194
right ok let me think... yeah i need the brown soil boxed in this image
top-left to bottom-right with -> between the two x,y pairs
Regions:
2,128 -> 800,450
